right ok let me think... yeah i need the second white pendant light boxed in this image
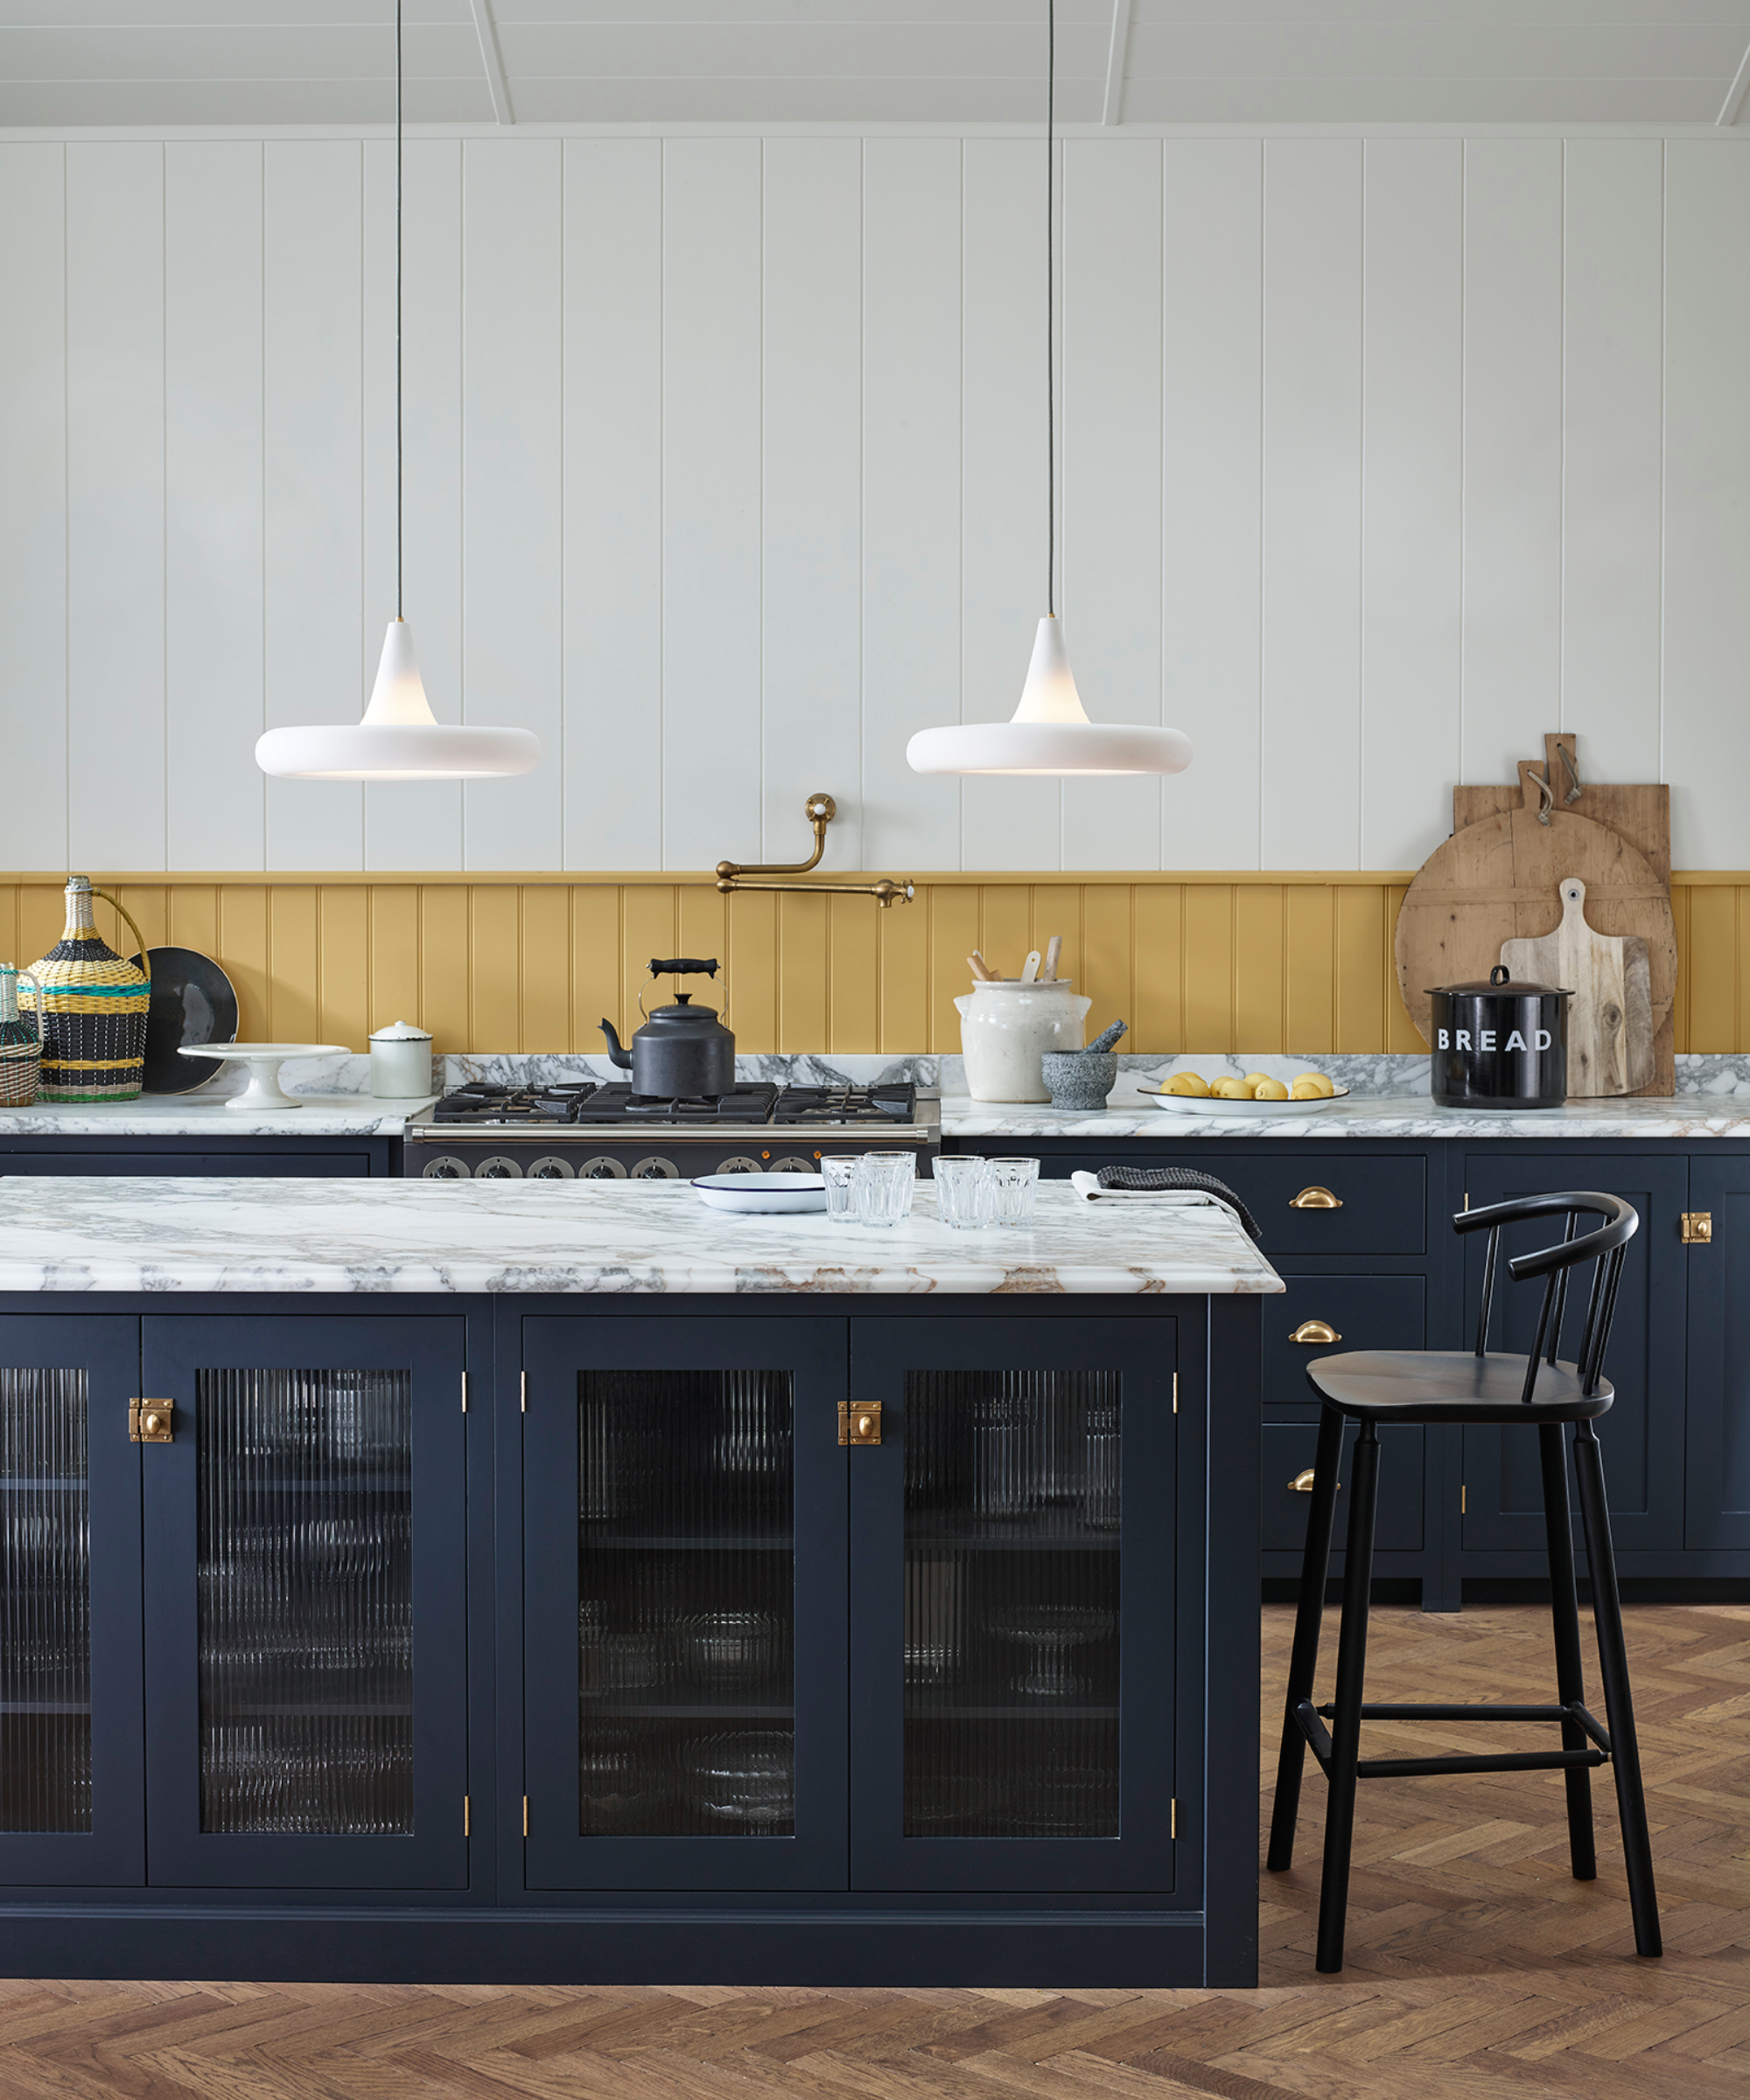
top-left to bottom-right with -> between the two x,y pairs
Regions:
256,0 -> 540,785
906,0 -> 1192,782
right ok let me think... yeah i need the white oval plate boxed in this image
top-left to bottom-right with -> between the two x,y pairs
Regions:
1140,1084 -> 1351,1118
692,1172 -> 827,1214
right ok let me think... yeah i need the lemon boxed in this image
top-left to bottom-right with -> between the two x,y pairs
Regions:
1166,1072 -> 1209,1096
1211,1076 -> 1255,1099
1253,1077 -> 1290,1101
1290,1072 -> 1334,1100
1242,1072 -> 1273,1089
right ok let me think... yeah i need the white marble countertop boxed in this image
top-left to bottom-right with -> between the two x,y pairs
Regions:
0,1175 -> 1284,1298
942,1054 -> 1750,1141
0,1092 -> 432,1138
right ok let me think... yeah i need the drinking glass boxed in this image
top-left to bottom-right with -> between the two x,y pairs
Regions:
934,1156 -> 992,1230
854,1153 -> 915,1228
821,1155 -> 858,1222
986,1157 -> 1041,1226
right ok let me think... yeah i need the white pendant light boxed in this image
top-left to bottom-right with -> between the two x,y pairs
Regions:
256,1 -> 540,785
906,0 -> 1191,783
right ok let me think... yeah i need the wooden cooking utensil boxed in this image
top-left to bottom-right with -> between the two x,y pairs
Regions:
967,951 -> 998,983
1041,934 -> 1062,983
1501,877 -> 1654,1096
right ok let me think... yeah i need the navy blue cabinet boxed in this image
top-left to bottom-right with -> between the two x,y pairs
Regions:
520,1315 -> 850,1893
0,1137 -> 396,1177
0,1293 -> 1250,1984
139,1314 -> 469,1889
1684,1157 -> 1750,1551
0,1315 -> 144,1887
950,1129 -> 1746,1602
847,1317 -> 1178,1895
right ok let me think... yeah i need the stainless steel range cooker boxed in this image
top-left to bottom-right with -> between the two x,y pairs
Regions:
402,1080 -> 939,1180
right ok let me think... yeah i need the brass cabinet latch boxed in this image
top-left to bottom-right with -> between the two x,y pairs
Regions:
1682,1212 -> 1712,1245
1289,1186 -> 1343,1210
838,1402 -> 882,1446
1289,1320 -> 1341,1346
129,1398 -> 174,1443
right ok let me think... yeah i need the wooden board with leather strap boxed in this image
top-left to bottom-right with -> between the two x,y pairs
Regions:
1395,772 -> 1677,1087
1448,732 -> 1673,1095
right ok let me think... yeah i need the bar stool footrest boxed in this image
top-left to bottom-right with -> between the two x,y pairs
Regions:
1356,1747 -> 1608,1779
1315,1698 -> 1612,1754
1292,1695 -> 1615,1782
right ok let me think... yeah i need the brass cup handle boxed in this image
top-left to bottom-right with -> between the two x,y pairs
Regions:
1289,1320 -> 1341,1346
1288,1468 -> 1340,1494
1290,1186 -> 1343,1210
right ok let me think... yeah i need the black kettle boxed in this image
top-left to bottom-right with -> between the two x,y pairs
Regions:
600,960 -> 735,1098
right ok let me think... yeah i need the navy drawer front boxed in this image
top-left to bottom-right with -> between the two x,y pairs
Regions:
1016,1150 -> 1426,1256
1227,1155 -> 1425,1256
1263,1273 -> 1426,1410
1263,1419 -> 1424,1555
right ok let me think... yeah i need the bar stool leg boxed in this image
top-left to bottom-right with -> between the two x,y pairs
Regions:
1538,1421 -> 1596,1881
1572,1422 -> 1662,1958
1268,1404 -> 1347,1873
1316,1418 -> 1381,1975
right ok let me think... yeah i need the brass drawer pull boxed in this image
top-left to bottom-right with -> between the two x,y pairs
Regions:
1288,1468 -> 1339,1494
838,1402 -> 882,1446
1289,1319 -> 1341,1346
1290,1186 -> 1342,1210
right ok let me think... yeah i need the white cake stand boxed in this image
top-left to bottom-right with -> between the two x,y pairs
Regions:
178,1043 -> 350,1111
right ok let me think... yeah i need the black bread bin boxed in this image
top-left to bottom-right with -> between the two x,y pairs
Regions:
1428,966 -> 1571,1110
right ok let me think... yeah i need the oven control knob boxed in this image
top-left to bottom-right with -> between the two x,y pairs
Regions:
717,1157 -> 762,1175
527,1156 -> 576,1180
629,1157 -> 679,1180
771,1156 -> 816,1174
578,1156 -> 628,1180
421,1156 -> 472,1180
475,1156 -> 523,1180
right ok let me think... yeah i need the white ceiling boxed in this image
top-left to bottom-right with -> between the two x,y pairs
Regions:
2,1 -> 1747,130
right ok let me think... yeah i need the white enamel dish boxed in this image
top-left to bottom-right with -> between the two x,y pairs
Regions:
691,1172 -> 828,1214
1140,1084 -> 1351,1119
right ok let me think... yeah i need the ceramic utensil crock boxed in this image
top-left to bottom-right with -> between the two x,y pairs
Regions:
955,978 -> 1092,1102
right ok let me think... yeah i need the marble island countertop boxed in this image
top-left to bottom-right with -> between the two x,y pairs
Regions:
0,1175 -> 1284,1298
941,1054 -> 1750,1141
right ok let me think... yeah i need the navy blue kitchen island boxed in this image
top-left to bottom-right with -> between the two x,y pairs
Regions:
0,1175 -> 1273,1988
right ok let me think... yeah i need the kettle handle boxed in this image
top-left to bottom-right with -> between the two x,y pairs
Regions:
641,957 -> 728,1027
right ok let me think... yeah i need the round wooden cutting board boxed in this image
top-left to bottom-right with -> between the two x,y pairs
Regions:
1394,805 -> 1676,1046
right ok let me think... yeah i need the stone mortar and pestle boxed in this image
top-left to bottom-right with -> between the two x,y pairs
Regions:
1041,1020 -> 1127,1110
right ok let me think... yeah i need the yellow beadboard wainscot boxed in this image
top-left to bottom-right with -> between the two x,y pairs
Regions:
0,872 -> 1739,1059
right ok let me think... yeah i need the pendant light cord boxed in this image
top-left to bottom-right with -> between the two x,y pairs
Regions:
396,0 -> 403,620
1046,0 -> 1055,618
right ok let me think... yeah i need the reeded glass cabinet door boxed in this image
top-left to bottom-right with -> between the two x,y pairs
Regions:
849,1318 -> 1177,1894
141,1317 -> 467,1888
521,1318 -> 848,1892
0,1317 -> 144,1886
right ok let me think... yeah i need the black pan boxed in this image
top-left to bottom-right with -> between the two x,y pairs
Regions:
130,947 -> 241,1094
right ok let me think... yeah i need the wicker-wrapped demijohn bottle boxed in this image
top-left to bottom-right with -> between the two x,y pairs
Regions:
20,878 -> 151,1102
0,964 -> 43,1106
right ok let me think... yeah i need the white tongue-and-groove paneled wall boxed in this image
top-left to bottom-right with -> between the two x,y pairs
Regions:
1,130 -> 1747,875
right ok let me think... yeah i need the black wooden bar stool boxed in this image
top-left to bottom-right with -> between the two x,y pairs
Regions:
1267,1191 -> 1661,1973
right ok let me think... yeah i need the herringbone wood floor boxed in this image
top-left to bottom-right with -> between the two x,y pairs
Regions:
2,1604 -> 1745,2097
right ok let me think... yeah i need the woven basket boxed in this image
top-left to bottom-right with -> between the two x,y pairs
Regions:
0,964 -> 41,1107
20,879 -> 151,1102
